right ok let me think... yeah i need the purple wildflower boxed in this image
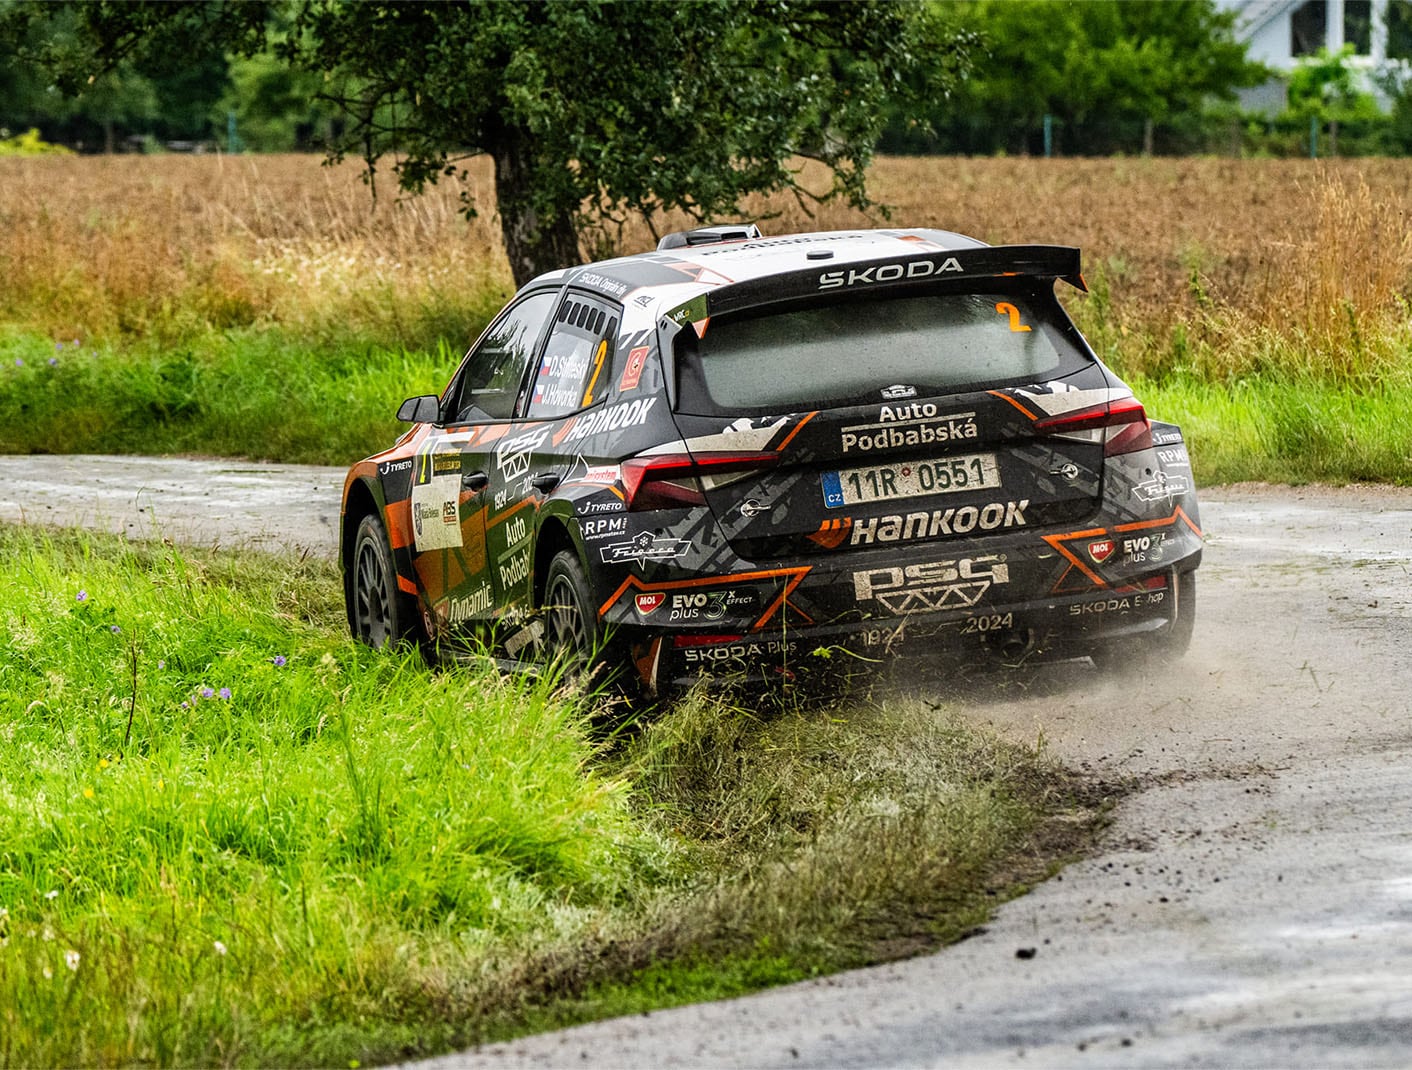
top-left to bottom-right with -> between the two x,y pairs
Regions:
271,655 -> 287,667
110,625 -> 121,634
55,342 -> 64,351
218,687 -> 231,700
14,358 -> 23,367
47,357 -> 58,367
201,687 -> 214,699
157,660 -> 166,669
180,701 -> 189,709
76,590 -> 88,603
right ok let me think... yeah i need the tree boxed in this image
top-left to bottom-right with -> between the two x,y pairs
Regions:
5,0 -> 974,287
885,0 -> 1264,156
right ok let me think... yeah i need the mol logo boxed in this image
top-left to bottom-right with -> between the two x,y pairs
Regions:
852,556 -> 1009,616
1088,539 -> 1116,563
634,592 -> 666,616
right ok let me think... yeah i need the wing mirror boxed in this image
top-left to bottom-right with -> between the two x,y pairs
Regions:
396,395 -> 441,424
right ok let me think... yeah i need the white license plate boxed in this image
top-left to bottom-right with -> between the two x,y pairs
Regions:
822,452 -> 1001,508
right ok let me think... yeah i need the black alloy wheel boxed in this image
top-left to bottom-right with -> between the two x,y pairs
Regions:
543,550 -> 599,664
352,514 -> 412,649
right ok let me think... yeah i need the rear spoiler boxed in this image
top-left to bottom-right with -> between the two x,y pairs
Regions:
666,244 -> 1084,328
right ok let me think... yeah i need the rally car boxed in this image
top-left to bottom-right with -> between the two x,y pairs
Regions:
341,225 -> 1201,693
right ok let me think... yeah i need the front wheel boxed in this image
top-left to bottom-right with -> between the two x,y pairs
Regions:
350,513 -> 419,649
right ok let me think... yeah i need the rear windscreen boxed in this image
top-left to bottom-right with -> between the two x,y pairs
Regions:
676,290 -> 1090,415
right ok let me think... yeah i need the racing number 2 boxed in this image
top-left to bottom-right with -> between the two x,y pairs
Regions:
995,302 -> 1032,333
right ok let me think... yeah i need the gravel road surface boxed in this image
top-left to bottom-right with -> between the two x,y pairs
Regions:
2,455 -> 1408,1067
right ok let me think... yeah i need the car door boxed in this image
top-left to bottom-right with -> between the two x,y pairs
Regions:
412,288 -> 558,639
486,291 -> 621,622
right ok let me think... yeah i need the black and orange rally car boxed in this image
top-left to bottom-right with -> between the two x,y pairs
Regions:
340,225 -> 1201,693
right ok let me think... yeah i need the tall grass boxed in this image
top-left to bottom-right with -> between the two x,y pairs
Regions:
0,526 -> 1086,1067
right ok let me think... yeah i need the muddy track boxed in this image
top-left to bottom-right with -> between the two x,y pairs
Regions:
4,456 -> 1409,1067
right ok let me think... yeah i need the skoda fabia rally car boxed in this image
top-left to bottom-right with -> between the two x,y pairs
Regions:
341,225 -> 1201,694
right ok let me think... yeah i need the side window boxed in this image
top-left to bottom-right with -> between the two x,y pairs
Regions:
524,294 -> 620,421
450,291 -> 557,422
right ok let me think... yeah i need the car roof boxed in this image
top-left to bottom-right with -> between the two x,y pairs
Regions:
528,228 -> 1081,322
537,228 -> 980,294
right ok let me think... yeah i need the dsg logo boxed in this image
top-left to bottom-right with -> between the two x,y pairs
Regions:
852,555 -> 1009,615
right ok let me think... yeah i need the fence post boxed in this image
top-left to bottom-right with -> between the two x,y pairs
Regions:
1043,114 -> 1053,158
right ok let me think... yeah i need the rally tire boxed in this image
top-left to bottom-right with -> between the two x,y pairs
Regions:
351,513 -> 418,649
1157,569 -> 1197,659
542,550 -> 601,666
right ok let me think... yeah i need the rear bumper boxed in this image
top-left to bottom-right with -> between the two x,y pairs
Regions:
622,554 -> 1199,693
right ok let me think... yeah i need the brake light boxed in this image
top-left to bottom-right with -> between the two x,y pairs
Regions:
1034,397 -> 1152,456
620,451 -> 780,511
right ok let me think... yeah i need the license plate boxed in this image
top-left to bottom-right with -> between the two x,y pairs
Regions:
822,452 -> 1000,508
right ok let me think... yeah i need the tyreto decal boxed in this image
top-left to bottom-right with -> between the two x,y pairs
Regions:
852,555 -> 1010,616
409,441 -> 464,551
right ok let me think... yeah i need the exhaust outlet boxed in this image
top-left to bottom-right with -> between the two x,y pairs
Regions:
987,627 -> 1036,662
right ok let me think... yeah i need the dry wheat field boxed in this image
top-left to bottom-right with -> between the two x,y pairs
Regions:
1,152 -> 1409,377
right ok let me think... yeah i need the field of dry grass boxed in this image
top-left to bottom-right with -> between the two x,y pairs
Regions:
3,153 -> 1410,370
1,153 -> 1408,480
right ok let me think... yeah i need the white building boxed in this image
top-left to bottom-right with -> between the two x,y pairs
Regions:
1220,0 -> 1412,110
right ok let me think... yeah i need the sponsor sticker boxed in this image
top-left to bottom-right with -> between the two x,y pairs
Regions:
446,584 -> 493,624
853,555 -> 1010,616
1133,472 -> 1190,504
840,410 -> 978,454
618,346 -> 650,392
666,589 -> 756,624
495,427 -> 550,481
599,531 -> 691,566
635,592 -> 666,616
880,384 -> 918,400
582,516 -> 628,540
409,442 -> 464,551
1068,590 -> 1165,616
563,397 -> 658,443
849,500 -> 1029,545
1088,539 -> 1116,563
681,640 -> 796,665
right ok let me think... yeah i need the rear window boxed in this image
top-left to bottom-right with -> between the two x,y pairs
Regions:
676,290 -> 1090,415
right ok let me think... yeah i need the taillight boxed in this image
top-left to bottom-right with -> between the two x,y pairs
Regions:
1034,396 -> 1152,456
619,451 -> 780,511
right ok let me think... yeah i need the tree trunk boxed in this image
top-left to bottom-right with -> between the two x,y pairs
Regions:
492,138 -> 581,290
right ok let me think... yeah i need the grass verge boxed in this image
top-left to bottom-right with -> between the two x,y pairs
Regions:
0,327 -> 463,466
0,525 -> 1111,1067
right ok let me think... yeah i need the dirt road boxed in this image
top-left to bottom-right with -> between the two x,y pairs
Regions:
2,456 -> 1409,1066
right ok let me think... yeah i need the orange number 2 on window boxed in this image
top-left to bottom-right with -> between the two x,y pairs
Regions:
995,302 -> 1032,333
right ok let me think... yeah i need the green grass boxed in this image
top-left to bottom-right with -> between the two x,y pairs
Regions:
0,526 -> 1094,1068
0,327 -> 463,466
1134,372 -> 1412,486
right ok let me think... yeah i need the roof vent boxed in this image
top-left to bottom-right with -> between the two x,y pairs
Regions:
657,223 -> 762,251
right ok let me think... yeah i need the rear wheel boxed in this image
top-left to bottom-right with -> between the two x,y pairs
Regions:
351,513 -> 417,649
542,550 -> 600,663
1156,569 -> 1196,659
1090,569 -> 1195,670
